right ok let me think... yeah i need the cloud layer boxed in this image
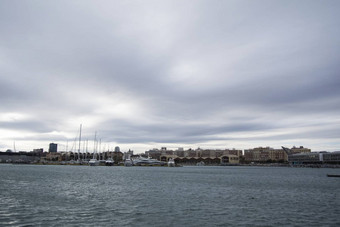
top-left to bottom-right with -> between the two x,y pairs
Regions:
1,0 -> 340,152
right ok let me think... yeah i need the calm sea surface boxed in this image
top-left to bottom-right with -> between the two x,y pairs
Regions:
0,164 -> 339,226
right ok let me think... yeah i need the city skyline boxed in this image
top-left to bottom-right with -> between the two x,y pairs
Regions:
1,1 -> 340,153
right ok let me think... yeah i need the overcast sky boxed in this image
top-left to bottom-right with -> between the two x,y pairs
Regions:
1,0 -> 339,153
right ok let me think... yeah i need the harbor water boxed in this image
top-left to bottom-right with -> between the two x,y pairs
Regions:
0,164 -> 339,226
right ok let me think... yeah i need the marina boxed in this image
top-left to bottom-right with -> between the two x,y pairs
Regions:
1,1 -> 339,226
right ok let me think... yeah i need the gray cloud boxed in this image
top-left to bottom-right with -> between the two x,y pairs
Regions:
1,0 -> 340,152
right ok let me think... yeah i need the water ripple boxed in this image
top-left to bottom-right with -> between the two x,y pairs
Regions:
0,165 -> 339,226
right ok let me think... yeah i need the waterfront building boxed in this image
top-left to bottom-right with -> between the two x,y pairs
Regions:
146,147 -> 241,165
322,151 -> 340,164
0,151 -> 42,163
49,143 -> 58,153
186,149 -> 197,158
32,148 -> 44,153
123,149 -> 134,160
288,152 -> 323,164
244,146 -> 309,163
269,149 -> 286,161
175,148 -> 185,157
244,147 -> 273,162
288,151 -> 340,165
145,148 -> 161,160
45,152 -> 62,162
221,155 -> 239,165
291,146 -> 311,154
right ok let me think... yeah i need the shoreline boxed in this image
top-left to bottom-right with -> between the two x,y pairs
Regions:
1,162 -> 340,168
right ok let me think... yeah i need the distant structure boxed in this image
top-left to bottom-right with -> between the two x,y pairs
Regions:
32,148 -> 44,153
243,146 -> 312,163
114,146 -> 120,152
282,146 -> 311,155
281,146 -> 339,165
244,147 -> 286,163
287,151 -> 340,165
145,147 -> 241,165
0,151 -> 43,163
49,143 -> 58,153
123,149 -> 133,160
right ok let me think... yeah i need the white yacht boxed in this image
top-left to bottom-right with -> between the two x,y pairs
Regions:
89,158 -> 99,166
168,158 -> 175,167
124,158 -> 133,167
105,158 -> 114,166
132,156 -> 163,166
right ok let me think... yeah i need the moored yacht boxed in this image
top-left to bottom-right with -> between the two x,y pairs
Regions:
89,131 -> 99,166
124,158 -> 133,167
105,158 -> 114,166
168,158 -> 175,167
132,156 -> 163,166
89,158 -> 99,166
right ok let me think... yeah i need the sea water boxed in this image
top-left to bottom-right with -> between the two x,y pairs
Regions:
0,164 -> 339,226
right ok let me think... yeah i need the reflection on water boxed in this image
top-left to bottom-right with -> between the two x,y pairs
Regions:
0,165 -> 339,226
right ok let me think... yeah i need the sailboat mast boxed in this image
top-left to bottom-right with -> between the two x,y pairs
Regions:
93,131 -> 97,159
86,139 -> 88,153
66,140 -> 68,152
78,124 -> 82,160
82,139 -> 85,153
85,139 -> 88,160
99,139 -> 101,160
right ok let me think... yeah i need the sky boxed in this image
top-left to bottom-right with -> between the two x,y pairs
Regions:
0,0 -> 340,153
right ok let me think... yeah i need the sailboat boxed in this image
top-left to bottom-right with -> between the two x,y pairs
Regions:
89,131 -> 99,166
76,124 -> 82,164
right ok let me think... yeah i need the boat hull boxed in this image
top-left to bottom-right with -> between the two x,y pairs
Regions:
327,174 -> 340,177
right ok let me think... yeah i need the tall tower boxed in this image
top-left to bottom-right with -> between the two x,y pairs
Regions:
49,143 -> 58,152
